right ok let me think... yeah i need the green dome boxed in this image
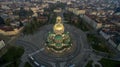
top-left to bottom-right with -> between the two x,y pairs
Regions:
54,35 -> 63,43
54,35 -> 63,40
56,43 -> 62,47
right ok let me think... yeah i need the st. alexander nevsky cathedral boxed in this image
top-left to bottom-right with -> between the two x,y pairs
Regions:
45,16 -> 72,53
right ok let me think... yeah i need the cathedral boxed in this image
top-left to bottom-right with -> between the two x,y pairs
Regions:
45,16 -> 72,53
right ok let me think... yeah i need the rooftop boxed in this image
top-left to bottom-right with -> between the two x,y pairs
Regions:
0,26 -> 14,31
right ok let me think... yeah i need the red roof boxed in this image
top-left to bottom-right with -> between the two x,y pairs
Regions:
0,26 -> 14,31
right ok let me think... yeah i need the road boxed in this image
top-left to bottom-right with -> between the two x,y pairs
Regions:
16,40 -> 39,67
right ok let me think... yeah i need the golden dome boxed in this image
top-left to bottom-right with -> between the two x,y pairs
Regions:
53,23 -> 64,35
56,16 -> 62,23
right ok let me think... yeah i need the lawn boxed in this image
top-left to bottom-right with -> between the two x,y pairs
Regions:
85,58 -> 120,67
23,20 -> 46,35
0,34 -> 11,43
87,34 -> 113,54
85,61 -> 93,67
6,60 -> 21,67
0,45 -> 24,66
99,58 -> 120,67
75,21 -> 89,31
24,62 -> 32,67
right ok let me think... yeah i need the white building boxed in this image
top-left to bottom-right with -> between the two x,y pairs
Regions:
81,15 -> 102,30
0,40 -> 5,50
54,8 -> 62,13
108,39 -> 120,51
67,7 -> 86,15
99,31 -> 110,40
0,40 -> 7,57
99,29 -> 120,51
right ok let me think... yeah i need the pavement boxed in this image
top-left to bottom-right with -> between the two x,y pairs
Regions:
90,53 -> 102,67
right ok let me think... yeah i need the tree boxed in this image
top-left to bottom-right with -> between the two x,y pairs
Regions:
13,10 -> 19,15
27,8 -> 34,17
2,46 -> 24,62
5,18 -> 11,26
0,17 -> 5,25
24,62 -> 32,67
19,21 -> 24,27
19,7 -> 27,19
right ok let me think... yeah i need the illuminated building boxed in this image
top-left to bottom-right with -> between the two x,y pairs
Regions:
46,16 -> 72,53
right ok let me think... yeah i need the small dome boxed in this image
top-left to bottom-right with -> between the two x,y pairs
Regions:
56,16 -> 62,23
54,35 -> 63,43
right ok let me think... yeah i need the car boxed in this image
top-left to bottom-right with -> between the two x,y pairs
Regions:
28,55 -> 34,61
69,64 -> 75,67
34,61 -> 40,67
41,65 -> 45,67
30,56 -> 34,60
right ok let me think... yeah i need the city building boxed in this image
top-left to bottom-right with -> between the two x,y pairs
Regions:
0,40 -> 7,57
0,26 -> 23,36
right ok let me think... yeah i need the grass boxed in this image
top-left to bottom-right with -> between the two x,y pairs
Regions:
24,62 -> 32,67
74,21 -> 89,31
85,61 -> 93,67
0,34 -> 11,42
23,20 -> 46,35
87,34 -> 113,54
6,60 -> 21,67
0,45 -> 24,65
99,58 -> 120,67
85,58 -> 120,67
95,64 -> 100,67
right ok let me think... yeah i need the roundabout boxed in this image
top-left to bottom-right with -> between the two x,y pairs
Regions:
16,17 -> 91,67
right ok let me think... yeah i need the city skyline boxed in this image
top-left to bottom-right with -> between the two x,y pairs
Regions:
0,0 -> 120,67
